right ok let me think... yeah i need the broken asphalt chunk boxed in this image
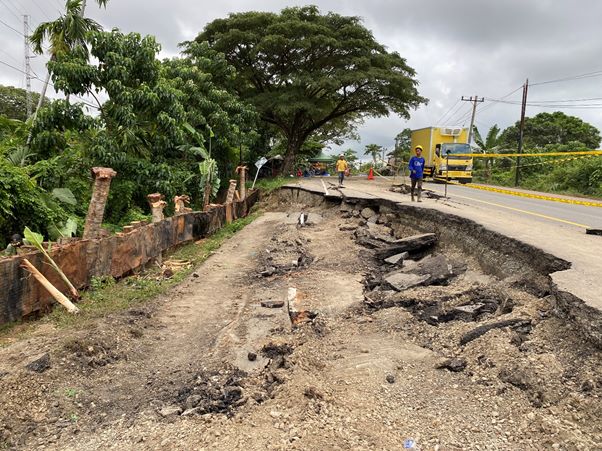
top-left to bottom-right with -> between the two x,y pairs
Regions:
375,233 -> 437,259
460,319 -> 532,346
384,251 -> 409,265
261,299 -> 285,308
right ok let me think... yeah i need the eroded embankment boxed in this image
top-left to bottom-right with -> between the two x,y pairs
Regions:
274,186 -> 602,349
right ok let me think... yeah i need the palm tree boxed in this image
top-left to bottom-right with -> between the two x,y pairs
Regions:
364,144 -> 383,165
473,125 -> 501,180
29,0 -> 109,131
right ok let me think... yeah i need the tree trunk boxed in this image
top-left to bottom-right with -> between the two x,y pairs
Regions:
282,140 -> 300,175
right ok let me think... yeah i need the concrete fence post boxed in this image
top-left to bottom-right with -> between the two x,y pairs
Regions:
174,195 -> 192,215
147,193 -> 167,223
226,180 -> 238,204
237,166 -> 248,201
83,167 -> 117,240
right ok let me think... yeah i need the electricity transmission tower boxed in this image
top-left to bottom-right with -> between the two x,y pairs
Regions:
23,14 -> 32,118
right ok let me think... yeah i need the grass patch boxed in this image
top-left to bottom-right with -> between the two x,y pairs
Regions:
249,176 -> 292,194
0,213 -> 260,343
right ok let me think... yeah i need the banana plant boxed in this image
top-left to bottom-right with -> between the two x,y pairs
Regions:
180,122 -> 220,209
23,227 -> 80,300
199,159 -> 220,210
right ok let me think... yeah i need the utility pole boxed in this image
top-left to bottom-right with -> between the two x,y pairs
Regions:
23,15 -> 32,118
461,95 -> 484,145
514,79 -> 529,187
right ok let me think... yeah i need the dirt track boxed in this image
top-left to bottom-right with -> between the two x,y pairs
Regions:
1,196 -> 601,450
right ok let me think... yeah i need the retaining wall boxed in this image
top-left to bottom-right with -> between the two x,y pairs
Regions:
0,190 -> 259,324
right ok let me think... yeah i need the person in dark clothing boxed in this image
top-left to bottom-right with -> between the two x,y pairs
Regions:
408,146 -> 425,202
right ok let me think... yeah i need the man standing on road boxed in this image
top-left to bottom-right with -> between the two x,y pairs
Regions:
336,154 -> 349,186
408,146 -> 425,202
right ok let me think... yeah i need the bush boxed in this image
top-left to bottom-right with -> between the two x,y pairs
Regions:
0,160 -> 66,247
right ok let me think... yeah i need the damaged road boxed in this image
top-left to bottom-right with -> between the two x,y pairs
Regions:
0,192 -> 601,450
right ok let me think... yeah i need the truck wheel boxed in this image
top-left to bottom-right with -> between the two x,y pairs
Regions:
459,178 -> 472,184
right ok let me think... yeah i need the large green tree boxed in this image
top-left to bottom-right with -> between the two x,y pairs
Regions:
500,111 -> 601,150
393,128 -> 412,158
0,85 -> 46,121
193,6 -> 426,172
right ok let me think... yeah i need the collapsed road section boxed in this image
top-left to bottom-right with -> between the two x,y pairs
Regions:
0,186 -> 600,450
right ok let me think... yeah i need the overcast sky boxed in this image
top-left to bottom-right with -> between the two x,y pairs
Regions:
2,0 -> 602,157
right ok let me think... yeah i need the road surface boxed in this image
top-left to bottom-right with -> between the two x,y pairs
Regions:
423,181 -> 602,230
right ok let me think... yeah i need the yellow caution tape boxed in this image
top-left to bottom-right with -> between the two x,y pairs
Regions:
453,150 -> 602,158
439,179 -> 602,207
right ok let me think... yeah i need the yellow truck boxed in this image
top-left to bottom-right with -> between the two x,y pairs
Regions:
410,126 -> 473,183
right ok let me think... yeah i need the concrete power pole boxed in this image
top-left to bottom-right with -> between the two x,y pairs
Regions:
514,79 -> 529,187
23,15 -> 32,118
461,95 -> 484,145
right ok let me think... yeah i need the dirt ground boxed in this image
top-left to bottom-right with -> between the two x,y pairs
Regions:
0,197 -> 601,450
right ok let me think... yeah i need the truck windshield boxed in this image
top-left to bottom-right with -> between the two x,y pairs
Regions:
442,143 -> 471,155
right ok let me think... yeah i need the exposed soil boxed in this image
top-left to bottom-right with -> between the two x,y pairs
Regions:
0,194 -> 601,450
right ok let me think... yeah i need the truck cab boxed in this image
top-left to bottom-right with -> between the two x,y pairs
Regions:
410,126 -> 473,184
434,142 -> 473,184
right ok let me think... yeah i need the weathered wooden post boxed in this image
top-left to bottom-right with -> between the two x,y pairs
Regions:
147,193 -> 167,223
83,167 -> 117,240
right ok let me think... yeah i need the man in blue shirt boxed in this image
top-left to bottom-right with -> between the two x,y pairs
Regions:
408,146 -> 425,202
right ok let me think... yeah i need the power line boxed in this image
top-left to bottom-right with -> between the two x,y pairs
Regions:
31,0 -> 53,21
0,58 -> 26,74
435,98 -> 460,125
0,17 -> 25,36
0,0 -> 22,22
485,98 -> 602,109
0,47 -> 21,65
530,69 -> 602,86
463,85 -> 524,121
446,102 -> 471,124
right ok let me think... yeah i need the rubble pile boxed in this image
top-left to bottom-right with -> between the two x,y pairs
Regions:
335,201 -> 602,418
257,228 -> 314,277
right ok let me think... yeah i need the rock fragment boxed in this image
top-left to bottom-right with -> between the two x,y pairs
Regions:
159,406 -> 182,418
384,272 -> 430,291
360,207 -> 376,219
384,252 -> 409,265
25,353 -> 51,373
435,358 -> 467,372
